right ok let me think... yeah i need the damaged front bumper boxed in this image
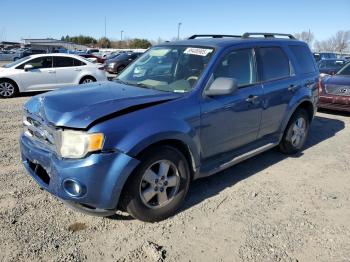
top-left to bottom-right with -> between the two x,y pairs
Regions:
20,134 -> 140,214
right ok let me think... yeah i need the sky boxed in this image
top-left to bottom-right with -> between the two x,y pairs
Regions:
0,0 -> 349,43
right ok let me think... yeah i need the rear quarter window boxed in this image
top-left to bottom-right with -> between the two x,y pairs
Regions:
289,45 -> 316,74
258,47 -> 291,81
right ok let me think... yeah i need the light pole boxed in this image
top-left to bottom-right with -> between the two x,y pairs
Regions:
177,22 -> 182,40
104,16 -> 107,38
121,30 -> 124,41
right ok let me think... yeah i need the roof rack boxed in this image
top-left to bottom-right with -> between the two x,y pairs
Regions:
188,34 -> 241,39
242,32 -> 296,39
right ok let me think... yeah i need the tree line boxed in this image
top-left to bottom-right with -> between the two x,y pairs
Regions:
294,30 -> 350,53
61,35 -> 152,49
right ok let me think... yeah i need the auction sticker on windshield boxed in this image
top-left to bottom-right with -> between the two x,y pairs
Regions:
184,47 -> 213,56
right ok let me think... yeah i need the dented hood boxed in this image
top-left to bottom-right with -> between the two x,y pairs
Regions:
24,81 -> 181,129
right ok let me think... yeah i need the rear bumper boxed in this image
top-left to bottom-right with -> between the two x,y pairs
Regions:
20,134 -> 139,211
318,94 -> 350,112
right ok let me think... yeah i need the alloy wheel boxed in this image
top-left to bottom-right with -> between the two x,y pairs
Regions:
139,160 -> 180,209
291,117 -> 306,147
82,78 -> 94,84
0,82 -> 15,97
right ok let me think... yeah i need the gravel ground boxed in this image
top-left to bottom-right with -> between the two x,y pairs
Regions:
0,93 -> 350,262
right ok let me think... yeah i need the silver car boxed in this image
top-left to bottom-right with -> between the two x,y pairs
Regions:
0,50 -> 22,61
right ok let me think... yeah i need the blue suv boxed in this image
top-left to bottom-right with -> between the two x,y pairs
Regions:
20,33 -> 319,222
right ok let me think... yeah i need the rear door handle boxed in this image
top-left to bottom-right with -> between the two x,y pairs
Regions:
48,70 -> 56,73
246,95 -> 259,104
74,68 -> 82,71
288,84 -> 299,92
305,80 -> 314,88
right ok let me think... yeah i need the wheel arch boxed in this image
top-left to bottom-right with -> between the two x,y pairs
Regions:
279,99 -> 315,140
0,77 -> 20,92
79,75 -> 96,84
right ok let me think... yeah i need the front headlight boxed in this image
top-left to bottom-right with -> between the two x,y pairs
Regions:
108,62 -> 115,68
58,130 -> 104,159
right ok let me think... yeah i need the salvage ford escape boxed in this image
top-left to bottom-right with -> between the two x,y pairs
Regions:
20,33 -> 319,222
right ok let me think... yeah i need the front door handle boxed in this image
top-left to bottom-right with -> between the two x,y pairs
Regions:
48,70 -> 56,73
246,95 -> 259,104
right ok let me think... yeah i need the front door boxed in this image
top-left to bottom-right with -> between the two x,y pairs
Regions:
16,56 -> 56,91
200,48 -> 263,160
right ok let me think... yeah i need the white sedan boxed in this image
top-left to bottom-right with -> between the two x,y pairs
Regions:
0,53 -> 107,98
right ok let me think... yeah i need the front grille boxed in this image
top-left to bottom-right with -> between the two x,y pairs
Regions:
27,159 -> 50,185
23,112 -> 57,152
325,84 -> 350,96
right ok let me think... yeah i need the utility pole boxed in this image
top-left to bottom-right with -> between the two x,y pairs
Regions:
177,22 -> 182,40
121,30 -> 124,41
104,16 -> 107,38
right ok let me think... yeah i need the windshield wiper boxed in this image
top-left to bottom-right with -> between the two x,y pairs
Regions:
114,78 -> 131,85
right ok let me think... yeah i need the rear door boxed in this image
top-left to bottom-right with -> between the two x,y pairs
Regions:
53,56 -> 84,87
256,46 -> 299,138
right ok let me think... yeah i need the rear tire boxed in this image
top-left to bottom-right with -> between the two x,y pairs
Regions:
120,146 -> 190,222
79,76 -> 96,84
0,79 -> 19,98
279,109 -> 310,155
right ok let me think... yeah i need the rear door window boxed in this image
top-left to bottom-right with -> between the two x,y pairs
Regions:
53,57 -> 74,68
258,47 -> 291,81
73,58 -> 86,66
289,45 -> 316,74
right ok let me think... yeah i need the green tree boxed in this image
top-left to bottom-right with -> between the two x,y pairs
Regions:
129,38 -> 152,49
97,37 -> 111,48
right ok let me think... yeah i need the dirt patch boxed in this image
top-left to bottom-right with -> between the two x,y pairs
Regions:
0,97 -> 350,261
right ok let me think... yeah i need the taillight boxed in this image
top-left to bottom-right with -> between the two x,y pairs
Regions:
98,66 -> 105,70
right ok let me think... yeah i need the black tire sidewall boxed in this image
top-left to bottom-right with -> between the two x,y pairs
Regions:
80,76 -> 96,84
123,146 -> 190,222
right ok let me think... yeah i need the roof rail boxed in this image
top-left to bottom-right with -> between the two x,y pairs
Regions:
188,34 -> 241,39
242,32 -> 296,39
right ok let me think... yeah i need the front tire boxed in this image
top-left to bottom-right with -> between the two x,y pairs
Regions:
121,146 -> 190,222
279,109 -> 310,155
0,80 -> 19,98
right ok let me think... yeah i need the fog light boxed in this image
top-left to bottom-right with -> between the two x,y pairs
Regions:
63,179 -> 86,197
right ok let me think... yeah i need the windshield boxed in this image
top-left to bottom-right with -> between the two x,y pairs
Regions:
116,46 -> 214,93
319,60 -> 346,69
2,56 -> 30,68
337,62 -> 350,75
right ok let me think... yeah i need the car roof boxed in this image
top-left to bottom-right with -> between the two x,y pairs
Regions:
157,37 -> 305,49
28,53 -> 91,60
319,58 -> 346,61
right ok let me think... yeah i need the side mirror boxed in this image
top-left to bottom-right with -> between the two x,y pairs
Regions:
24,64 -> 34,71
204,77 -> 238,96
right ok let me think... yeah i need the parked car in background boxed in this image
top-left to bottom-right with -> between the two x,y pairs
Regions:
318,58 -> 348,76
79,54 -> 106,64
0,50 -> 22,61
313,52 -> 337,62
20,33 -> 319,222
86,49 -> 99,54
319,62 -> 350,112
0,53 -> 107,98
104,52 -> 143,74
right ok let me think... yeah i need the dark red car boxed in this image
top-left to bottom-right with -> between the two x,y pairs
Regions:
319,62 -> 350,112
79,54 -> 106,64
